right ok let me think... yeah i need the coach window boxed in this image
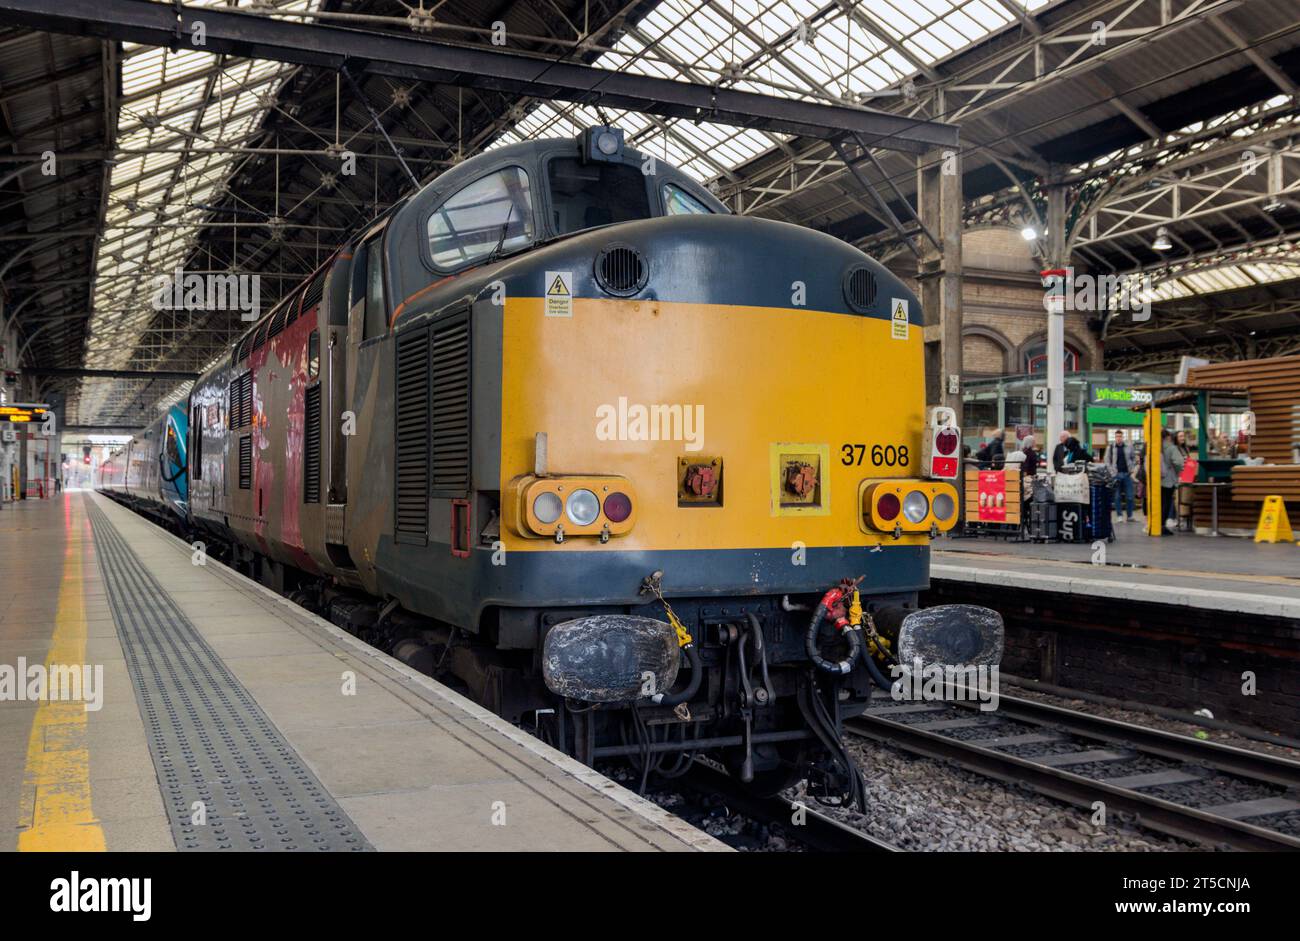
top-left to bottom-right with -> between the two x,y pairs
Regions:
663,183 -> 712,216
308,330 -> 320,377
427,167 -> 533,270
191,405 -> 202,480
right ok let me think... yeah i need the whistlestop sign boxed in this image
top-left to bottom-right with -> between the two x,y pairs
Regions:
1253,496 -> 1294,544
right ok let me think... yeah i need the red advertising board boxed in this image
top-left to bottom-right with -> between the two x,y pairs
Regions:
978,471 -> 1007,521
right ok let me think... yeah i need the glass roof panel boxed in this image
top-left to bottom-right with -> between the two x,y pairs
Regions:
488,0 -> 1033,187
83,0 -> 322,418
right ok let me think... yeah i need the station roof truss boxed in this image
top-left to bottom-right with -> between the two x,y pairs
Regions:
0,0 -> 1297,423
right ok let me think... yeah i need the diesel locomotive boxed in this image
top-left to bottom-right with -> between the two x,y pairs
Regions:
101,127 -> 1001,803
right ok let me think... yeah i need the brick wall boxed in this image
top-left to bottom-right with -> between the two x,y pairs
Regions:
891,225 -> 1104,376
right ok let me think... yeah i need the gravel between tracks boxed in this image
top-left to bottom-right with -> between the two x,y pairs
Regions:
796,737 -> 1199,851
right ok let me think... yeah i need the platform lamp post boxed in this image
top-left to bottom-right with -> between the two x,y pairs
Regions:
1042,182 -> 1068,450
1041,267 -> 1068,449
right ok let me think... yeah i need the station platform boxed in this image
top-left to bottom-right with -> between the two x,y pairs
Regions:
0,493 -> 723,853
934,530 -> 1300,620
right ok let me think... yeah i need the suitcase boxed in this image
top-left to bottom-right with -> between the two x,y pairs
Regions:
1058,502 -> 1087,542
1029,501 -> 1057,541
1088,484 -> 1114,542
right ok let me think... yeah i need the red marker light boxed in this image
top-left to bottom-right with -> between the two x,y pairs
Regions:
876,492 -> 900,521
935,427 -> 959,456
603,492 -> 633,523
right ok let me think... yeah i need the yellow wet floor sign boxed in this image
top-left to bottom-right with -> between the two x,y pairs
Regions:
1253,495 -> 1294,543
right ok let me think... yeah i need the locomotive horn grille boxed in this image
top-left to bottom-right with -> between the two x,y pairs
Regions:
594,244 -> 648,296
843,266 -> 878,313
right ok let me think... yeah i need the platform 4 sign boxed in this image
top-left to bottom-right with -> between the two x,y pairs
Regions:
1254,495 -> 1295,544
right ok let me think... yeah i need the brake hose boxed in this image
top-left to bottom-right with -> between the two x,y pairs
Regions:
804,586 -> 861,675
645,579 -> 702,707
859,640 -> 894,691
652,641 -> 701,706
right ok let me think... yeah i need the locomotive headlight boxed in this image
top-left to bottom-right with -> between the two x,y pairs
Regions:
902,491 -> 929,524
511,474 -> 637,539
565,489 -> 600,526
860,479 -> 958,535
932,492 -> 956,522
596,130 -> 620,156
533,491 -> 563,524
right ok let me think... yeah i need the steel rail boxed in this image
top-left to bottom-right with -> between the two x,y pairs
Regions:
846,708 -> 1300,851
962,692 -> 1300,790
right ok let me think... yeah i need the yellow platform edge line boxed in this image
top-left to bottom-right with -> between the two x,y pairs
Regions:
17,500 -> 106,852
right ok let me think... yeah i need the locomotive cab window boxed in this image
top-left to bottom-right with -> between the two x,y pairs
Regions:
165,425 -> 180,467
663,183 -> 712,216
427,167 -> 533,271
351,234 -> 387,341
548,157 -> 650,235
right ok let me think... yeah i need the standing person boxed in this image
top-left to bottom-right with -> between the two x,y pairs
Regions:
1105,429 -> 1136,522
1020,435 -> 1040,478
988,429 -> 1006,470
1174,429 -> 1197,529
1052,431 -> 1071,471
975,435 -> 992,470
1159,429 -> 1184,535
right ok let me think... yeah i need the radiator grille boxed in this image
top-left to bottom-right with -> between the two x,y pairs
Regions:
229,371 -> 253,428
394,327 -> 430,543
843,266 -> 878,313
430,314 -> 471,494
238,434 -> 252,490
300,273 -> 325,317
303,383 -> 322,504
594,244 -> 647,296
268,302 -> 289,339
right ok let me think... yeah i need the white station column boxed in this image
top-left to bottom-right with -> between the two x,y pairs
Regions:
1045,183 -> 1067,448
1046,291 -> 1065,447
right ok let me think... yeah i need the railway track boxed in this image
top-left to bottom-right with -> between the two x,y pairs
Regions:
847,691 -> 1300,851
678,763 -> 900,852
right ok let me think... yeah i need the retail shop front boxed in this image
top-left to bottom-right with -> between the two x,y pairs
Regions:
961,370 -> 1169,452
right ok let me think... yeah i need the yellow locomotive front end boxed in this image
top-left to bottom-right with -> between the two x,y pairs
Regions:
376,130 -> 1001,803
488,214 -> 993,800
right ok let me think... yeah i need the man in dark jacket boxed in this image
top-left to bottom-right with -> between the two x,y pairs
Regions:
1020,435 -> 1040,477
1051,431 -> 1071,472
987,430 -> 1006,469
1105,430 -> 1136,522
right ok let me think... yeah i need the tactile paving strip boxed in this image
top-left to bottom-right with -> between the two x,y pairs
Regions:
87,502 -> 371,851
